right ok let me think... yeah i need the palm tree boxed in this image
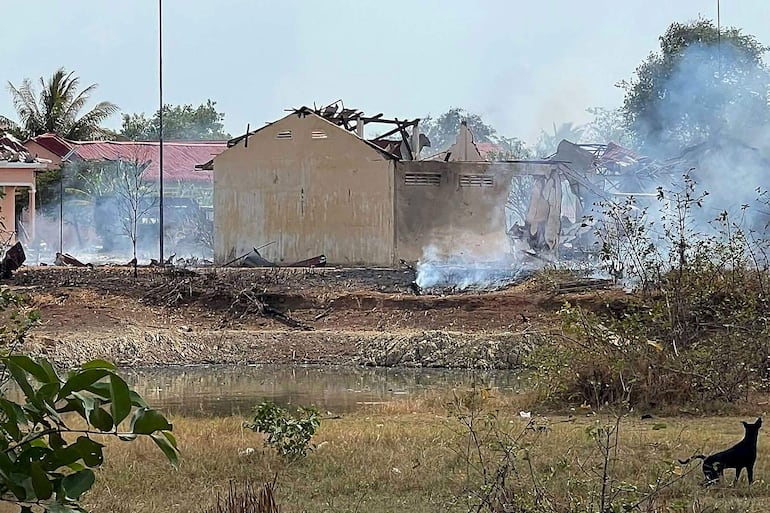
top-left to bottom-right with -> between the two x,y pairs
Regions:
0,68 -> 118,140
535,122 -> 586,158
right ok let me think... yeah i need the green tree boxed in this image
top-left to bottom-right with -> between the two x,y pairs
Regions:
620,18 -> 770,155
486,136 -> 532,161
420,107 -> 497,153
0,68 -> 118,140
120,100 -> 231,141
584,107 -> 631,146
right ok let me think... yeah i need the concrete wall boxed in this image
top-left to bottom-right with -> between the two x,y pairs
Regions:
395,160 -> 560,262
0,167 -> 38,243
213,112 -> 396,266
0,186 -> 16,241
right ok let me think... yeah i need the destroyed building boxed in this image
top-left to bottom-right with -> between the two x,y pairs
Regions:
0,133 -> 49,246
201,102 -> 577,266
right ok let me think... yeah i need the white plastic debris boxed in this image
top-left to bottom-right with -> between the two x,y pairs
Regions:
238,447 -> 255,457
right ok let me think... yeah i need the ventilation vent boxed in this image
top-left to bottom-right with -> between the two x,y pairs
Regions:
460,174 -> 494,187
276,130 -> 292,139
404,173 -> 441,186
311,130 -> 328,139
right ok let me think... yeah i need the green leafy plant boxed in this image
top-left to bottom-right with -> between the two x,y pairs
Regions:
0,356 -> 180,512
0,287 -> 179,512
244,401 -> 319,462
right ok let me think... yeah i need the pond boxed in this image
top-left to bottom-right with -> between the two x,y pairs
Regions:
119,364 -> 525,417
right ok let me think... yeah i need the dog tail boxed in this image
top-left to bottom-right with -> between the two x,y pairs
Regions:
677,455 -> 707,465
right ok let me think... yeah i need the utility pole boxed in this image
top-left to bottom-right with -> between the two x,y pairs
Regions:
158,0 -> 165,262
717,0 -> 721,40
717,0 -> 721,76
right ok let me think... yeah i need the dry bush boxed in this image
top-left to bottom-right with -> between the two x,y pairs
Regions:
527,177 -> 770,410
201,481 -> 278,513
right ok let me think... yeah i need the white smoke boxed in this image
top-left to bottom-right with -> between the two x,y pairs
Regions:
415,37 -> 770,291
631,41 -> 770,228
415,243 -> 526,292
28,160 -> 214,265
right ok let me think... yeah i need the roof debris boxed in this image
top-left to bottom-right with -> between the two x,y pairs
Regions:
0,133 -> 40,163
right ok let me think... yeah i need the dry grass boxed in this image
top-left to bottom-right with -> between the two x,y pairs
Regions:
74,390 -> 770,513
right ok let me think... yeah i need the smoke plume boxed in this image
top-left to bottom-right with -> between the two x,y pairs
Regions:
416,38 -> 770,291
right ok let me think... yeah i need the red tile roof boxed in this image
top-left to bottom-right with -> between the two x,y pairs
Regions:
29,133 -> 73,158
27,133 -> 226,183
475,142 -> 502,156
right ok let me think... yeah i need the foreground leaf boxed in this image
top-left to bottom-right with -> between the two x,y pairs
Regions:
131,408 -> 172,434
151,432 -> 180,470
62,469 -> 95,500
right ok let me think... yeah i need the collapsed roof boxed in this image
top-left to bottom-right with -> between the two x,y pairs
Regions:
0,133 -> 49,167
1,133 -> 39,164
226,100 -> 430,161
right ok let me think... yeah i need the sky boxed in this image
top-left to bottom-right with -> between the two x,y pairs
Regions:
2,1 -> 769,145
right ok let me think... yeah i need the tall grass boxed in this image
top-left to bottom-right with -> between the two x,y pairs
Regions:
81,395 -> 770,513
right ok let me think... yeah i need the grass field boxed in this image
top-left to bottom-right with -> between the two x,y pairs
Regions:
79,392 -> 770,513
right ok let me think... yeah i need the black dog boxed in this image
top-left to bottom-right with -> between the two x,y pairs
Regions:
678,417 -> 762,485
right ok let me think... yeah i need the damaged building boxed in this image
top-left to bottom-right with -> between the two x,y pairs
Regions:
202,103 -> 570,266
0,133 -> 49,245
202,102 -> 668,267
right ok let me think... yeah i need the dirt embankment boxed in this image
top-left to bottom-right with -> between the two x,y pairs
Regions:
12,266 -> 616,368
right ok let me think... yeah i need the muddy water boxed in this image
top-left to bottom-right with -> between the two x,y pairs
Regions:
119,365 -> 524,417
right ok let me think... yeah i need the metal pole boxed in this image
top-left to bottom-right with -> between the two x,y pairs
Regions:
59,172 -> 63,255
158,0 -> 165,262
717,0 -> 721,77
717,0 -> 721,40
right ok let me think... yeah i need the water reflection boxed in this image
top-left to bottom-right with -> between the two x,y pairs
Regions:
119,365 -> 524,417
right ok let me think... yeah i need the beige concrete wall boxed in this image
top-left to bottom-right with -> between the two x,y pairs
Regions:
213,113 -> 396,266
0,167 -> 37,243
0,168 -> 38,185
394,160 -> 560,262
0,186 -> 16,241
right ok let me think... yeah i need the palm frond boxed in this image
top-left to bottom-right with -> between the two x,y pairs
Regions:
66,101 -> 120,140
62,83 -> 99,127
7,68 -> 117,140
57,70 -> 82,104
7,79 -> 43,135
0,116 -> 23,138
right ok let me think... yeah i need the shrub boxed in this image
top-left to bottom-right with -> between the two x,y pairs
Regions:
244,401 -> 320,462
528,176 -> 770,409
447,388 -> 689,512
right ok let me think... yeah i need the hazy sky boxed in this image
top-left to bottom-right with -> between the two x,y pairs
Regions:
2,1 -> 769,145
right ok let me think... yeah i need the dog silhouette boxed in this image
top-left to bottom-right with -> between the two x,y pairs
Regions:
678,417 -> 762,485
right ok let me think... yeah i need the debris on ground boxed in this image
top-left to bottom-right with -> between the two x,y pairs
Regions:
0,242 -> 26,278
11,266 -> 622,368
242,250 -> 326,268
54,252 -> 92,268
554,278 -> 613,293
